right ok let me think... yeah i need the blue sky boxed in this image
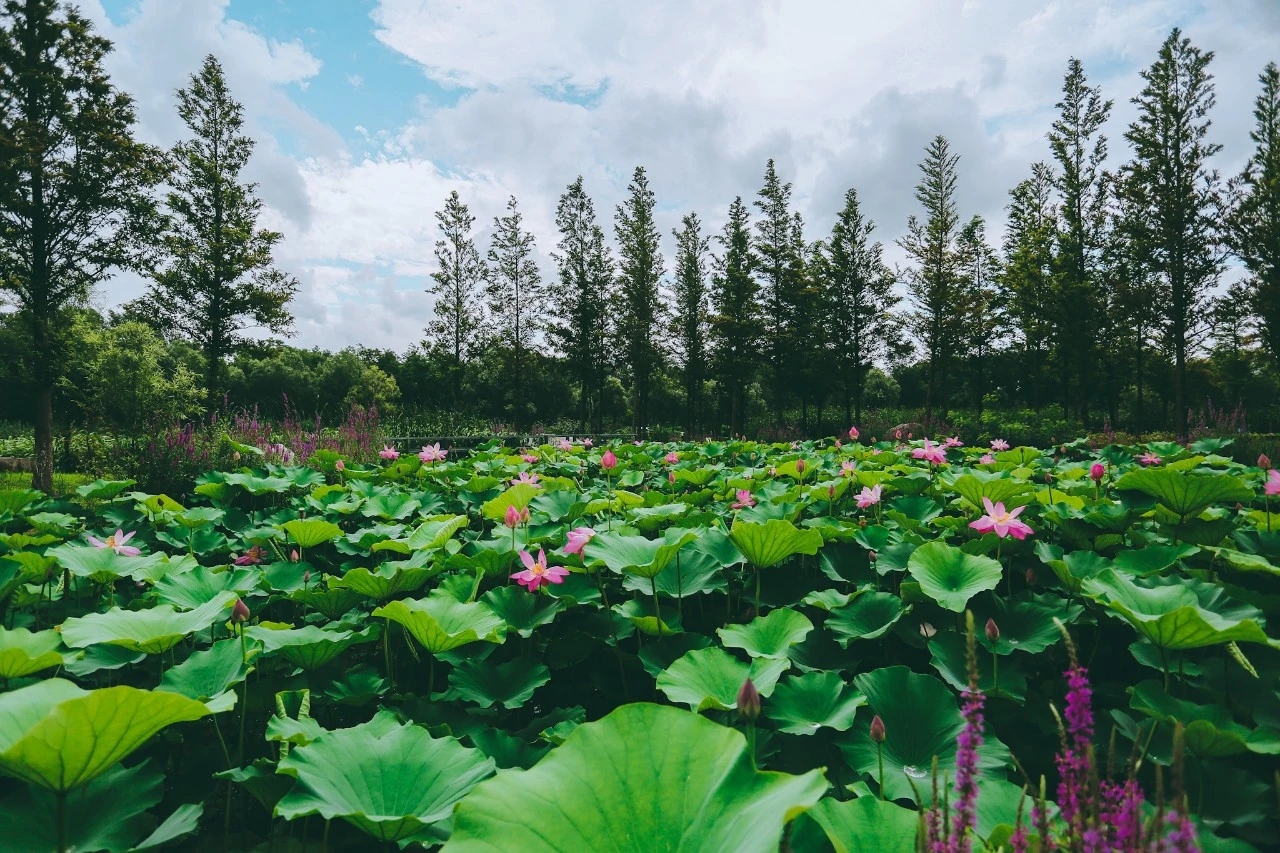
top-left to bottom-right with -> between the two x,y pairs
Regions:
81,0 -> 1280,352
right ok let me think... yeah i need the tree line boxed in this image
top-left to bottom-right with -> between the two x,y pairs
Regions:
2,1 -> 1279,493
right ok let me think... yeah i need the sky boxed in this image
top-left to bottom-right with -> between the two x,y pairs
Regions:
77,0 -> 1280,353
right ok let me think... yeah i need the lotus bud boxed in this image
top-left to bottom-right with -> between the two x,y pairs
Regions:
1089,462 -> 1105,482
736,677 -> 761,721
303,570 -> 311,585
232,451 -> 241,462
869,714 -> 886,744
868,550 -> 877,562
828,484 -> 836,499
1260,453 -> 1272,469
834,439 -> 842,449
231,598 -> 250,624
1235,502 -> 1244,511
985,618 -> 1000,643
795,459 -> 806,473
504,504 -> 521,528
601,450 -> 617,470
849,426 -> 860,441
919,622 -> 937,639
668,472 -> 676,485
335,459 -> 345,471
859,517 -> 867,528
519,506 -> 531,524
290,549 -> 299,562
665,452 -> 679,464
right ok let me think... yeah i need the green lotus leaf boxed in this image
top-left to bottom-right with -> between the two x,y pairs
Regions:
1112,544 -> 1200,577
0,488 -> 43,514
0,627 -> 66,679
1114,468 -> 1252,519
279,518 -> 343,549
372,595 -> 506,654
840,666 -> 1009,802
445,657 -> 552,709
244,624 -> 378,670
675,467 -> 718,487
629,502 -> 690,533
25,511 -> 79,535
825,592 -> 907,645
59,594 -> 236,655
621,548 -> 727,598
47,543 -> 166,583
928,632 -> 1027,703
1033,542 -> 1112,594
373,514 -> 470,553
907,541 -> 1002,612
718,608 -> 814,659
3,551 -> 56,584
223,472 -> 294,495
172,506 -> 224,530
793,795 -> 919,853
330,561 -> 443,600
583,529 -> 698,578
765,671 -> 866,735
0,760 -> 202,853
948,473 -> 1031,512
153,565 -> 260,610
638,633 -> 714,678
275,717 -> 495,844
290,586 -> 365,620
158,638 -> 252,712
970,592 -> 1083,655
74,478 -> 137,502
656,647 -> 789,712
1130,681 -> 1280,758
480,483 -> 542,521
1082,569 -> 1274,650
443,703 -> 825,853
0,679 -> 210,791
728,518 -> 824,569
481,586 -> 564,637
361,492 -> 422,521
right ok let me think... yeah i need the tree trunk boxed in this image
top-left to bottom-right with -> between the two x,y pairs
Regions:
33,384 -> 54,494
924,354 -> 936,430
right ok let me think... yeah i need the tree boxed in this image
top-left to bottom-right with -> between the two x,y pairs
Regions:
955,216 -> 1003,418
426,189 -> 485,414
709,197 -> 760,436
753,160 -> 805,425
549,176 -> 613,432
999,164 -> 1059,414
1119,29 -> 1224,439
0,0 -> 166,491
671,212 -> 710,436
613,166 -> 665,435
1048,58 -> 1112,423
1231,62 -> 1280,371
484,195 -> 543,431
899,135 -> 964,427
823,187 -> 900,426
90,321 -> 203,430
147,54 -> 297,411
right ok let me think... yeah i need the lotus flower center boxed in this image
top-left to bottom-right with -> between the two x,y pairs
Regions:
105,535 -> 118,547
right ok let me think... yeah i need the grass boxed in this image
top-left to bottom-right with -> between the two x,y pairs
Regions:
0,471 -> 95,496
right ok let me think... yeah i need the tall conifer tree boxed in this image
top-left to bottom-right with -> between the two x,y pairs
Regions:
484,196 -> 542,431
614,166 -> 664,434
1000,164 -> 1058,414
710,197 -> 760,436
754,160 -> 800,425
672,212 -> 710,436
426,189 -> 485,414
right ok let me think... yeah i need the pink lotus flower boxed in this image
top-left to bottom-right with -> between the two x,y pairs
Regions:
558,439 -> 573,452
234,545 -> 266,566
581,438 -> 593,448
600,450 -> 617,470
870,447 -> 882,456
1138,451 -> 1161,466
945,436 -> 964,447
521,453 -> 538,464
419,443 -> 447,463
912,439 -> 947,465
856,485 -> 882,508
335,459 -> 345,472
511,549 -> 569,591
990,439 -> 1009,451
841,460 -> 856,477
969,497 -> 1034,540
665,451 -> 679,464
848,426 -> 860,440
1090,462 -> 1106,482
1266,470 -> 1280,497
504,505 -> 521,528
633,440 -> 643,446
379,445 -> 400,460
513,471 -> 541,486
979,453 -> 996,465
564,526 -> 596,556
732,489 -> 756,509
834,439 -> 842,449
87,528 -> 141,557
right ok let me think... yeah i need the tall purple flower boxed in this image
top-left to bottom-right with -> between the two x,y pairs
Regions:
1056,660 -> 1094,842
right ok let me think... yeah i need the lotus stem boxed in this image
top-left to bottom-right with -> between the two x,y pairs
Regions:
651,574 -> 663,637
877,742 -> 885,801
55,791 -> 67,853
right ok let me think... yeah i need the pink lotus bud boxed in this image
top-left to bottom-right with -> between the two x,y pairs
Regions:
870,714 -> 886,744
231,598 -> 250,624
868,550 -> 877,562
1090,463 -> 1105,482
335,459 -> 344,471
601,450 -> 617,470
1260,453 -> 1271,469
795,459 -> 805,473
849,426 -> 860,440
519,506 -> 531,524
834,439 -> 842,449
985,618 -> 1000,643
827,484 -> 836,499
504,504 -> 521,528
668,472 -> 676,484
303,570 -> 311,585
290,549 -> 299,562
736,677 -> 761,721
665,452 -> 679,464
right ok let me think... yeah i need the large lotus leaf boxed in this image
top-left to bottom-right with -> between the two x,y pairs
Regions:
445,657 -> 552,709
970,592 -> 1083,655
656,647 -> 789,712
443,703 -> 826,853
360,492 -> 421,521
825,592 -> 906,645
1082,569 -> 1274,650
373,515 -> 470,554
1130,681 -> 1280,758
481,586 -> 564,637
74,478 -> 137,502
373,595 -> 506,654
928,632 -> 1028,703
0,679 -> 210,792
729,518 -> 823,568
276,719 -> 495,844
1113,544 -> 1200,577
907,541 -> 1002,612
622,548 -> 727,598
245,624 -> 377,670
331,561 -> 442,600
793,795 -> 919,853
59,594 -> 236,655
1033,542 -> 1112,593
0,760 -> 202,853
765,671 -> 865,736
583,529 -> 698,578
0,627 -> 65,679
948,473 -> 1031,512
280,518 -> 343,549
718,608 -> 813,659
158,638 -> 252,712
47,543 -> 165,583
153,565 -> 260,610
223,472 -> 294,494
1114,468 -> 1252,518
0,488 -> 43,514
841,666 -> 1009,802
480,483 -> 542,521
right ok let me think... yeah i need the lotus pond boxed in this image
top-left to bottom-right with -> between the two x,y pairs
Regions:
0,434 -> 1277,852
